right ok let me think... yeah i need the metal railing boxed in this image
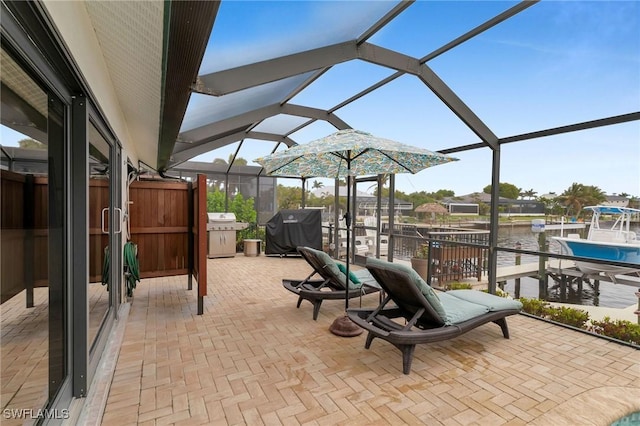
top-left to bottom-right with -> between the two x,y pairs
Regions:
391,227 -> 490,285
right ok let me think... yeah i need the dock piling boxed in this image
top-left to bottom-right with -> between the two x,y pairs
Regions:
636,289 -> 640,325
538,232 -> 548,299
515,241 -> 521,298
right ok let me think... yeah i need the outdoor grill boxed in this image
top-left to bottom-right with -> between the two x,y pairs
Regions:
207,212 -> 248,258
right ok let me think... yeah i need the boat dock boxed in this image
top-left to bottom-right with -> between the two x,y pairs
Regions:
489,260 -> 640,288
494,263 -> 540,282
547,262 -> 640,287
487,261 -> 640,323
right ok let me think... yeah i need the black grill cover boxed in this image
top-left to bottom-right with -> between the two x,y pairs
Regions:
265,209 -> 322,255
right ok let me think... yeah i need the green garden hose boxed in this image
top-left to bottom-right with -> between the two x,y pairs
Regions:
101,246 -> 109,285
123,241 -> 140,297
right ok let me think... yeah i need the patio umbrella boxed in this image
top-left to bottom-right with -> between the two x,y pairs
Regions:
255,129 -> 458,335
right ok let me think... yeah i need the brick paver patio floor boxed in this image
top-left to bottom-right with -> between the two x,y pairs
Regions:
100,255 -> 639,425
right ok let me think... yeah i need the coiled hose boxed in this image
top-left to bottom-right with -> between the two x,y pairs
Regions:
101,246 -> 110,285
123,241 -> 140,297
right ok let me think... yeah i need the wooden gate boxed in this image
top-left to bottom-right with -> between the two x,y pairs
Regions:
128,176 -> 207,313
128,180 -> 190,278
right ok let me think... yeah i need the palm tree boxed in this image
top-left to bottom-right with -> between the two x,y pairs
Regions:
312,180 -> 324,190
581,185 -> 606,207
523,189 -> 537,200
557,183 -> 584,217
557,183 -> 606,218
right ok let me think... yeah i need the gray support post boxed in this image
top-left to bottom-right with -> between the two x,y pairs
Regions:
487,147 -> 500,294
70,95 -> 88,397
376,174 -> 382,258
255,175 -> 260,237
224,174 -> 229,211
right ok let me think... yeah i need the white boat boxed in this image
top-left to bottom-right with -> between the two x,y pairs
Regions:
552,206 -> 640,280
338,236 -> 369,256
363,215 -> 388,256
354,236 -> 369,256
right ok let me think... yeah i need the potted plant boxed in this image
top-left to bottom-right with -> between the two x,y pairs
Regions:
410,243 -> 430,280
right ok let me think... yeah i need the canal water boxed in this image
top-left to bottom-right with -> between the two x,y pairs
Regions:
497,225 -> 639,309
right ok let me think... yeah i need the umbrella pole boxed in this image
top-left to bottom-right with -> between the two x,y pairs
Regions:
345,173 -> 350,312
329,156 -> 363,337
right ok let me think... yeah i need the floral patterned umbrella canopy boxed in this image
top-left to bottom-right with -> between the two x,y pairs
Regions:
255,129 -> 458,336
255,129 -> 457,178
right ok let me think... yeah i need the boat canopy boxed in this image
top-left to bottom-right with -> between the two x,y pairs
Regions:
584,206 -> 640,215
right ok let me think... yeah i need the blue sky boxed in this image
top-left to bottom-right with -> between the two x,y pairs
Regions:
3,1 -> 638,198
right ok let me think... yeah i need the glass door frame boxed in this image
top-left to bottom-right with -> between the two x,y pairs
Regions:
85,111 -> 122,389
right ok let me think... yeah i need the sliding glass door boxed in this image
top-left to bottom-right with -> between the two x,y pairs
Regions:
0,43 -> 67,414
1,3 -> 124,415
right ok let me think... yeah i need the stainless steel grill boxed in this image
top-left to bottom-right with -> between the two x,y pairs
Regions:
207,212 -> 248,258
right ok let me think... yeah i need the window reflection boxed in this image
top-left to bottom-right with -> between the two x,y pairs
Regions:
88,123 -> 111,347
0,46 -> 53,413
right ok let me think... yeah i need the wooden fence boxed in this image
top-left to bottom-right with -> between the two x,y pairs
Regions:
1,173 -> 196,303
1,171 -> 48,303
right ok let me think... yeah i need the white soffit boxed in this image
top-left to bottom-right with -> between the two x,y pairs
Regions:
84,1 -> 164,168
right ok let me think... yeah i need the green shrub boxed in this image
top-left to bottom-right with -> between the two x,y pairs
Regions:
546,306 -> 590,328
590,317 -> 640,345
446,281 -> 473,290
519,297 -> 552,317
482,288 -> 509,298
518,297 -> 638,346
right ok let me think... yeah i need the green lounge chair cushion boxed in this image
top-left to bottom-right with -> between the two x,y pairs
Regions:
335,262 -> 361,285
446,289 -> 523,312
437,292 -> 490,325
351,268 -> 381,289
367,257 -> 447,322
306,247 -> 361,290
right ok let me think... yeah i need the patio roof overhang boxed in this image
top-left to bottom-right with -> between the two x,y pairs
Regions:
156,1 -> 220,171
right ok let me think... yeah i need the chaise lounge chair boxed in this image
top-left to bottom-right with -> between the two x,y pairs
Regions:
347,257 -> 522,374
282,246 -> 381,320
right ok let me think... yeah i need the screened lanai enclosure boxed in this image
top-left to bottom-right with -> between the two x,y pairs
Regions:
150,0 -> 638,281
0,0 -> 638,420
3,0 -> 639,288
